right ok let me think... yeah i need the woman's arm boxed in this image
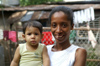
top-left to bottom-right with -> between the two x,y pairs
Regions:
74,48 -> 87,66
42,45 -> 50,66
10,46 -> 21,66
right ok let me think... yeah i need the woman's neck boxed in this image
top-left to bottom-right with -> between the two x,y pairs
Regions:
52,41 -> 71,51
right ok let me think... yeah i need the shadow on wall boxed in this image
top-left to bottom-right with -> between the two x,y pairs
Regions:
0,45 -> 5,66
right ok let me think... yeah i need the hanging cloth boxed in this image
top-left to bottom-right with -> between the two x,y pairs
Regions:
0,29 -> 3,40
73,12 -> 77,25
3,30 -> 9,40
87,8 -> 91,22
90,7 -> 95,21
41,32 -> 54,45
80,10 -> 84,23
9,31 -> 17,42
87,24 -> 97,48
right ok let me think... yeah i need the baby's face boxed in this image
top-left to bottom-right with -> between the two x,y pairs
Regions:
23,26 -> 42,46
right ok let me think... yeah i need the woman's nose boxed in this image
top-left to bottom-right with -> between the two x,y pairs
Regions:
56,26 -> 62,33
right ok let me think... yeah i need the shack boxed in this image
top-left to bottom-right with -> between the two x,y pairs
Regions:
0,1 -> 100,66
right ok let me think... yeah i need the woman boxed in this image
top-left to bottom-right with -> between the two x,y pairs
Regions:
47,6 -> 87,66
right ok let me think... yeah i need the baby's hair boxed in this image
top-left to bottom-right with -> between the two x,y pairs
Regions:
22,21 -> 43,34
48,6 -> 73,26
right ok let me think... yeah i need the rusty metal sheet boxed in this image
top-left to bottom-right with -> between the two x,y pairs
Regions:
8,10 -> 27,23
1,4 -> 100,11
31,11 -> 42,20
21,11 -> 34,22
40,11 -> 50,19
31,11 -> 50,20
8,11 -> 50,23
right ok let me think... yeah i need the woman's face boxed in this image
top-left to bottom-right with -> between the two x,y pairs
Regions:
51,11 -> 73,44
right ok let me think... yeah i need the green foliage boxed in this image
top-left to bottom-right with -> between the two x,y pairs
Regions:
20,0 -> 63,6
87,48 -> 96,59
0,6 -> 5,8
86,48 -> 100,66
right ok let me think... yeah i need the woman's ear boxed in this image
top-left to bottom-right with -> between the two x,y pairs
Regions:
71,24 -> 74,30
22,34 -> 25,40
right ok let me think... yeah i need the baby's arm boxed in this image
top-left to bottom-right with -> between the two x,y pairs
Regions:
42,45 -> 50,66
10,46 -> 21,66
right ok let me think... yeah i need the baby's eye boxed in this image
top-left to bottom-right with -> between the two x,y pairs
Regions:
35,33 -> 39,35
27,33 -> 31,35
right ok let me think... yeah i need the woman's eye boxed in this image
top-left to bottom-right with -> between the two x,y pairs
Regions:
51,23 -> 56,28
62,24 -> 67,28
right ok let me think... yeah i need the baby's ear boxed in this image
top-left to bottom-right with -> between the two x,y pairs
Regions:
41,33 -> 44,39
22,34 -> 25,40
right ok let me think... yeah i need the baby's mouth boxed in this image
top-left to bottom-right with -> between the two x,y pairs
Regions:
31,41 -> 36,43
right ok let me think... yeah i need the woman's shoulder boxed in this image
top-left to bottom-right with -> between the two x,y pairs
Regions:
76,47 -> 87,54
74,47 -> 87,66
46,44 -> 54,52
71,44 -> 83,49
75,45 -> 87,59
72,44 -> 86,52
70,44 -> 86,54
46,44 -> 54,48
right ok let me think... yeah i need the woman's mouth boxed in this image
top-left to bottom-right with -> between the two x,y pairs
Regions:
55,35 -> 64,40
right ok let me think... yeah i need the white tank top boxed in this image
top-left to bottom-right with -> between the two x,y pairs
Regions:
47,44 -> 80,66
